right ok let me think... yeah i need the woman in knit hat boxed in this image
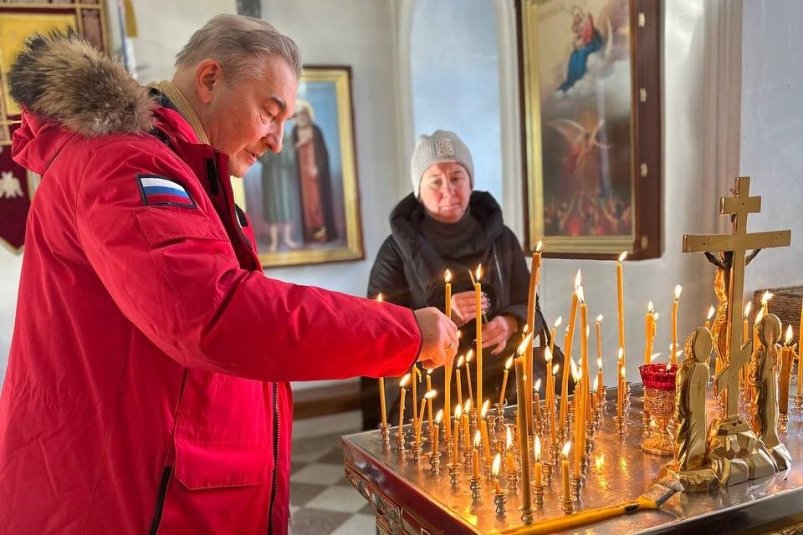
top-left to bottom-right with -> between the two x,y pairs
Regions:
361,130 -> 558,430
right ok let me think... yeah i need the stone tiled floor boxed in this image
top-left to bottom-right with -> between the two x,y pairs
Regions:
289,411 -> 375,535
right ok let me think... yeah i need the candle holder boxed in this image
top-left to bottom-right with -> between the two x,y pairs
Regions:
571,474 -> 582,501
614,416 -> 626,437
534,418 -> 544,438
463,443 -> 473,467
795,393 -> 803,411
639,364 -> 677,456
469,408 -> 478,437
483,457 -> 493,482
469,476 -> 481,502
542,461 -> 553,485
495,402 -> 506,431
429,451 -> 442,476
779,412 -> 789,434
380,423 -> 391,450
458,423 -> 465,451
559,496 -> 575,515
550,442 -> 561,467
520,505 -> 535,525
506,464 -> 518,493
493,488 -> 508,517
533,483 -> 545,509
448,463 -> 460,487
395,429 -> 406,454
412,439 -> 424,463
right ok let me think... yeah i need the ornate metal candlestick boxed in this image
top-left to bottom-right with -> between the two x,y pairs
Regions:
469,476 -> 481,502
429,451 -> 441,476
493,488 -> 508,517
542,460 -> 553,485
571,474 -> 582,501
533,482 -> 545,509
559,496 -> 575,515
639,363 -> 677,456
447,462 -> 459,487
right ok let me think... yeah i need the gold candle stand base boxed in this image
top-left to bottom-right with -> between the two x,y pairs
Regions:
571,474 -> 583,501
395,431 -> 406,454
447,463 -> 459,487
559,496 -> 575,515
493,489 -> 508,517
469,408 -> 478,437
642,411 -> 651,436
469,477 -> 481,502
483,457 -> 493,482
412,440 -> 424,462
533,484 -> 545,509
795,394 -> 803,411
550,443 -> 561,467
380,423 -> 391,450
429,451 -> 442,476
614,416 -> 626,437
506,467 -> 518,493
520,505 -> 535,525
543,462 -> 553,485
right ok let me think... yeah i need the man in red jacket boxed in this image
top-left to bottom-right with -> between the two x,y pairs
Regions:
0,15 -> 456,535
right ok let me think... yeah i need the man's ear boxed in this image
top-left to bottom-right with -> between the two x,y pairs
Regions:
195,59 -> 223,105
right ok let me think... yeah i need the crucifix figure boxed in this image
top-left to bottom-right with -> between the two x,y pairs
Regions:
683,177 -> 791,420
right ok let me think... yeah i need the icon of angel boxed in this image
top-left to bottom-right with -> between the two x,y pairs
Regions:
549,118 -> 612,197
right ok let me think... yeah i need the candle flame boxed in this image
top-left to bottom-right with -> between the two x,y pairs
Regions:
536,240 -> 543,253
435,409 -> 443,423
707,306 -> 715,320
545,347 -> 553,363
552,364 -> 560,375
481,399 -> 491,417
786,325 -> 794,345
466,349 -> 474,363
444,269 -> 452,283
492,453 -> 502,477
522,324 -> 529,335
475,264 -> 483,281
456,354 -> 465,367
674,285 -> 682,300
666,362 -> 672,371
761,291 -> 773,305
504,356 -> 514,370
648,301 -> 654,313
426,367 -> 433,376
554,316 -> 563,328
755,308 -> 765,325
517,333 -> 534,355
376,293 -> 384,303
593,376 -> 599,392
424,389 -> 437,400
534,436 -> 542,461
455,404 -> 462,419
574,269 -> 582,288
576,285 -> 585,303
534,378 -> 542,392
473,430 -> 482,448
571,359 -> 581,381
650,352 -> 661,362
561,442 -> 571,458
399,373 -> 411,388
596,314 -> 604,322
506,426 -> 514,449
596,357 -> 602,369
464,399 -> 472,412
744,301 -> 752,317
618,251 -> 628,262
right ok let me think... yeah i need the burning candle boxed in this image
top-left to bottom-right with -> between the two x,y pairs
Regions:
616,252 -> 627,366
559,327 -> 572,435
573,367 -> 584,474
743,302 -> 752,345
453,404 -> 462,460
455,355 -> 464,409
672,285 -> 682,366
561,442 -> 571,502
418,390 -> 436,443
499,356 -> 514,405
705,305 -> 715,330
595,314 -> 603,362
411,364 -> 419,427
432,409 -> 443,455
534,378 -> 543,424
617,360 -> 626,419
550,363 -> 559,444
780,326 -> 794,416
480,399 -> 492,462
644,301 -> 656,365
534,435 -> 543,487
463,399 -> 472,449
515,355 -> 533,513
426,369 -> 434,428
472,431 -> 482,481
376,294 -> 388,428
578,287 -> 589,422
474,265 -> 484,409
545,347 -> 555,419
465,350 -> 475,405
549,316 -> 562,364
398,373 -> 411,438
444,269 -> 452,319
444,271 -> 453,441
492,453 -> 503,493
761,291 -> 772,316
596,357 -> 603,402
505,426 -> 516,472
525,242 -> 543,436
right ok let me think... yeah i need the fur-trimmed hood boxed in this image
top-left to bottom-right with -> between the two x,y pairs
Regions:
9,31 -> 155,137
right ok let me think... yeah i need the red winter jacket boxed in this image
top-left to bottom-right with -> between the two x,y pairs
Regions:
0,35 -> 420,534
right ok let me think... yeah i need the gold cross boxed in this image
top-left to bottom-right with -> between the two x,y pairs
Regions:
683,177 -> 791,419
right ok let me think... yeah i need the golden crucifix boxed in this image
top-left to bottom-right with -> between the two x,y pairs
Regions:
683,177 -> 791,419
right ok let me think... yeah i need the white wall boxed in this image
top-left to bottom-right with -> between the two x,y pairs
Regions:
739,0 -> 803,293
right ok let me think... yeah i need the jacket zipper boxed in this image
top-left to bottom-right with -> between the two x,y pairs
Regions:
267,382 -> 280,534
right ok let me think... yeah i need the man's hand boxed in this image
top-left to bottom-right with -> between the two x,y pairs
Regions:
414,307 -> 458,370
450,291 -> 489,327
482,315 -> 517,355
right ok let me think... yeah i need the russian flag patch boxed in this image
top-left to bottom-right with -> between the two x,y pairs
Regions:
137,175 -> 196,208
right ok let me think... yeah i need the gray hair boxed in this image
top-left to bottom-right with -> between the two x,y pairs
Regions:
175,14 -> 301,80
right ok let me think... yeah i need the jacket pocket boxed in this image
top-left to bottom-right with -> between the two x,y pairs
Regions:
174,439 -> 268,490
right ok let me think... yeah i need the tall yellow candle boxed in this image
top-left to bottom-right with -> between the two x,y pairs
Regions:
514,355 -> 533,514
534,436 -> 543,487
475,265 -> 484,409
455,356 -> 464,409
463,399 -> 472,449
465,350 -> 475,404
505,426 -> 516,472
480,400 -> 492,461
492,453 -> 503,493
778,327 -> 792,416
578,287 -> 590,416
798,301 -> 802,351
617,359 -> 625,419
549,362 -> 559,444
573,368 -> 584,473
796,345 -> 802,398
444,270 -> 453,441
444,269 -> 452,319
534,379 -> 543,423
411,364 -> 419,426
426,369 -> 434,428
616,252 -> 627,365
596,358 -> 604,399
559,328 -> 572,435
453,404 -> 462,461
398,373 -> 411,438
549,316 -> 562,361
525,242 -> 543,436
499,356 -> 514,405
671,285 -> 682,365
595,314 -> 603,364
561,442 -> 572,502
472,431 -> 482,481
743,302 -> 752,345
644,301 -> 656,365
378,377 -> 387,427
432,409 -> 443,455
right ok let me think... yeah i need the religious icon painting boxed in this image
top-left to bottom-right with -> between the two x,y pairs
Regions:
517,0 -> 662,259
235,65 -> 364,268
0,1 -> 108,252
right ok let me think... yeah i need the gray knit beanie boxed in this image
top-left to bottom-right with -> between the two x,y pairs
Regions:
410,130 -> 474,197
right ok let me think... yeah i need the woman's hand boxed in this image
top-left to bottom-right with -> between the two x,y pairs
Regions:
481,315 -> 518,355
450,290 -> 489,327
